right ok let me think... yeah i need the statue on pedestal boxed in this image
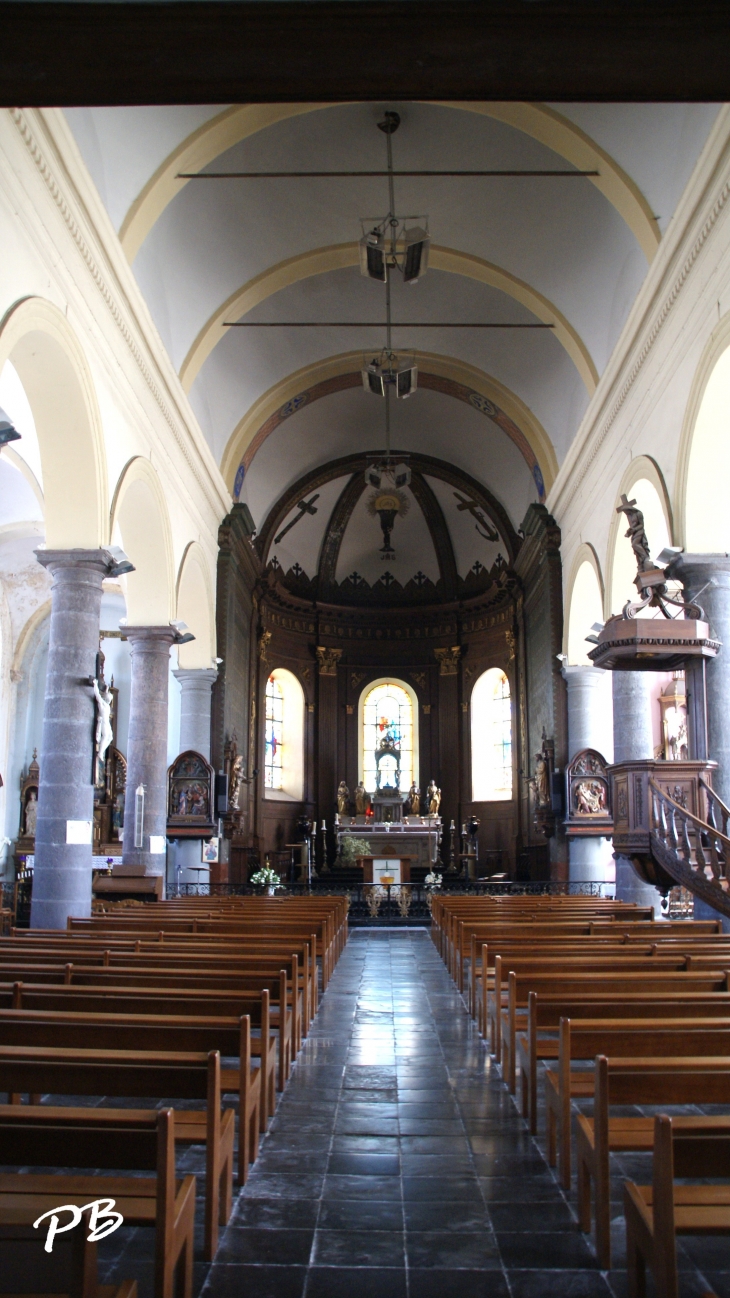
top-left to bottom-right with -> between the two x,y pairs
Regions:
406,783 -> 420,815
427,779 -> 441,816
24,790 -> 38,838
337,781 -> 350,816
354,781 -> 370,815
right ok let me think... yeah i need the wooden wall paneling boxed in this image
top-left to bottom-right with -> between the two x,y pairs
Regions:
436,655 -> 461,851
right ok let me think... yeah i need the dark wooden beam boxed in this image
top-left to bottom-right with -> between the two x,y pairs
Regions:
409,471 -> 459,602
1,1 -> 729,106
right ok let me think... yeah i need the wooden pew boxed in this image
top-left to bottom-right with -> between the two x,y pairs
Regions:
545,1020 -> 730,1189
0,1008 -> 264,1180
517,990 -> 730,1133
0,1106 -> 195,1298
6,982 -> 279,1117
624,1114 -> 730,1298
7,967 -> 295,1092
0,936 -> 319,1034
577,1055 -> 730,1268
0,1208 -> 137,1298
0,1046 -> 232,1261
494,968 -> 730,1079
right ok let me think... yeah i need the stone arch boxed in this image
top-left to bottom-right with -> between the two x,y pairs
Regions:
110,458 -> 174,624
222,350 -> 557,502
605,457 -> 673,619
175,542 -> 216,669
119,102 -> 659,264
564,544 -> 605,665
179,242 -> 597,396
676,312 -> 730,551
0,298 -> 107,547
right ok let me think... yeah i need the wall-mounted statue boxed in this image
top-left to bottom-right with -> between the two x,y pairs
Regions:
337,781 -> 350,816
532,750 -> 551,807
24,789 -> 38,838
427,779 -> 441,816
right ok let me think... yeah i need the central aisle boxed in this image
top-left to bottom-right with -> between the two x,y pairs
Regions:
205,929 -> 606,1298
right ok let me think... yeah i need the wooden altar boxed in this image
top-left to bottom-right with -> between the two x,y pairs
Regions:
357,856 -> 412,885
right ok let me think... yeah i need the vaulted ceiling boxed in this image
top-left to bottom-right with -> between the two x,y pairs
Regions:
65,100 -> 719,575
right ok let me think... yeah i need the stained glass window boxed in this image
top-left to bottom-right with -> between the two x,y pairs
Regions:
362,681 -> 414,792
471,668 -> 512,801
265,674 -> 284,791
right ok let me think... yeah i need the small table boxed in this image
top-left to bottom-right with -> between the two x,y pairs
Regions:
186,864 -> 210,894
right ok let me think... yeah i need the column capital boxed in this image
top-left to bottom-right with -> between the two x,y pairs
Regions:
121,624 -> 179,648
35,547 -> 121,578
561,664 -> 610,686
670,553 -> 730,590
173,667 -> 219,686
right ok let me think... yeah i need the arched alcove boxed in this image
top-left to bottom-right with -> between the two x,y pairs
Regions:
176,543 -> 216,669
0,299 -> 107,548
264,667 -> 304,801
471,667 -> 513,802
683,341 -> 730,551
566,548 -> 605,664
607,461 -> 672,618
358,678 -> 418,793
111,458 -> 174,625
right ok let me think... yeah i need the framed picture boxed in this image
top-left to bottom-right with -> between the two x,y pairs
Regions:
202,837 -> 219,864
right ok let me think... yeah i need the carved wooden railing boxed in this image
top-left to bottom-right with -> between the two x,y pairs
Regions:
649,778 -> 730,911
700,775 -> 730,841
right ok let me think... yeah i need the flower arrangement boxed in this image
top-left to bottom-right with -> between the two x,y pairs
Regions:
424,871 -> 443,890
337,835 -> 372,867
250,866 -> 281,891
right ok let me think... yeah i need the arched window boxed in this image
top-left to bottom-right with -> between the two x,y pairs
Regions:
471,668 -> 512,801
360,680 -> 417,793
264,668 -> 304,800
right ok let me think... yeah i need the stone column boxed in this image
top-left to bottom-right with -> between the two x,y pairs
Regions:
672,556 -> 730,797
562,666 -> 614,884
611,669 -> 661,913
173,667 -> 218,761
171,667 -> 218,883
121,626 -> 178,878
31,549 -> 121,929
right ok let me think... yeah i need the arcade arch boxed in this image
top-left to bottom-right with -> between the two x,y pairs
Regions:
566,546 -> 604,665
607,460 -> 672,619
111,458 -> 174,625
682,330 -> 730,553
0,299 -> 107,548
175,543 -> 216,669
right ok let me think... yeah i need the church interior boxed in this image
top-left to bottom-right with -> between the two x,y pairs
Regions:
4,40 -> 730,1298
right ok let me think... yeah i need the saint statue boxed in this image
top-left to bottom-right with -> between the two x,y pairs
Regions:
24,790 -> 38,838
354,781 -> 370,815
406,783 -> 420,815
533,752 -> 550,806
92,677 -> 114,765
427,779 -> 441,816
229,754 -> 244,810
337,781 -> 350,816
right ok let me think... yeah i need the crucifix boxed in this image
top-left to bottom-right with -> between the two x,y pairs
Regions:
274,494 -> 319,545
453,491 -> 499,542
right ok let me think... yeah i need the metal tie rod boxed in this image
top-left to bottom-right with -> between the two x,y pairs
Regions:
179,169 -> 598,179
222,321 -> 554,328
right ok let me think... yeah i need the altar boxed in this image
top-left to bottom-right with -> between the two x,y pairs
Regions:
338,817 -> 442,870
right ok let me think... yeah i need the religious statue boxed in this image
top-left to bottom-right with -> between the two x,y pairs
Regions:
532,751 -> 550,806
229,754 -> 244,811
406,782 -> 420,816
24,790 -> 38,838
427,779 -> 441,816
354,781 -> 370,815
337,781 -> 350,816
92,677 -> 114,765
616,494 -> 653,573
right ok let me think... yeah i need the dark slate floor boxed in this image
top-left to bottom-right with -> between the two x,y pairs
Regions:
100,929 -> 729,1298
